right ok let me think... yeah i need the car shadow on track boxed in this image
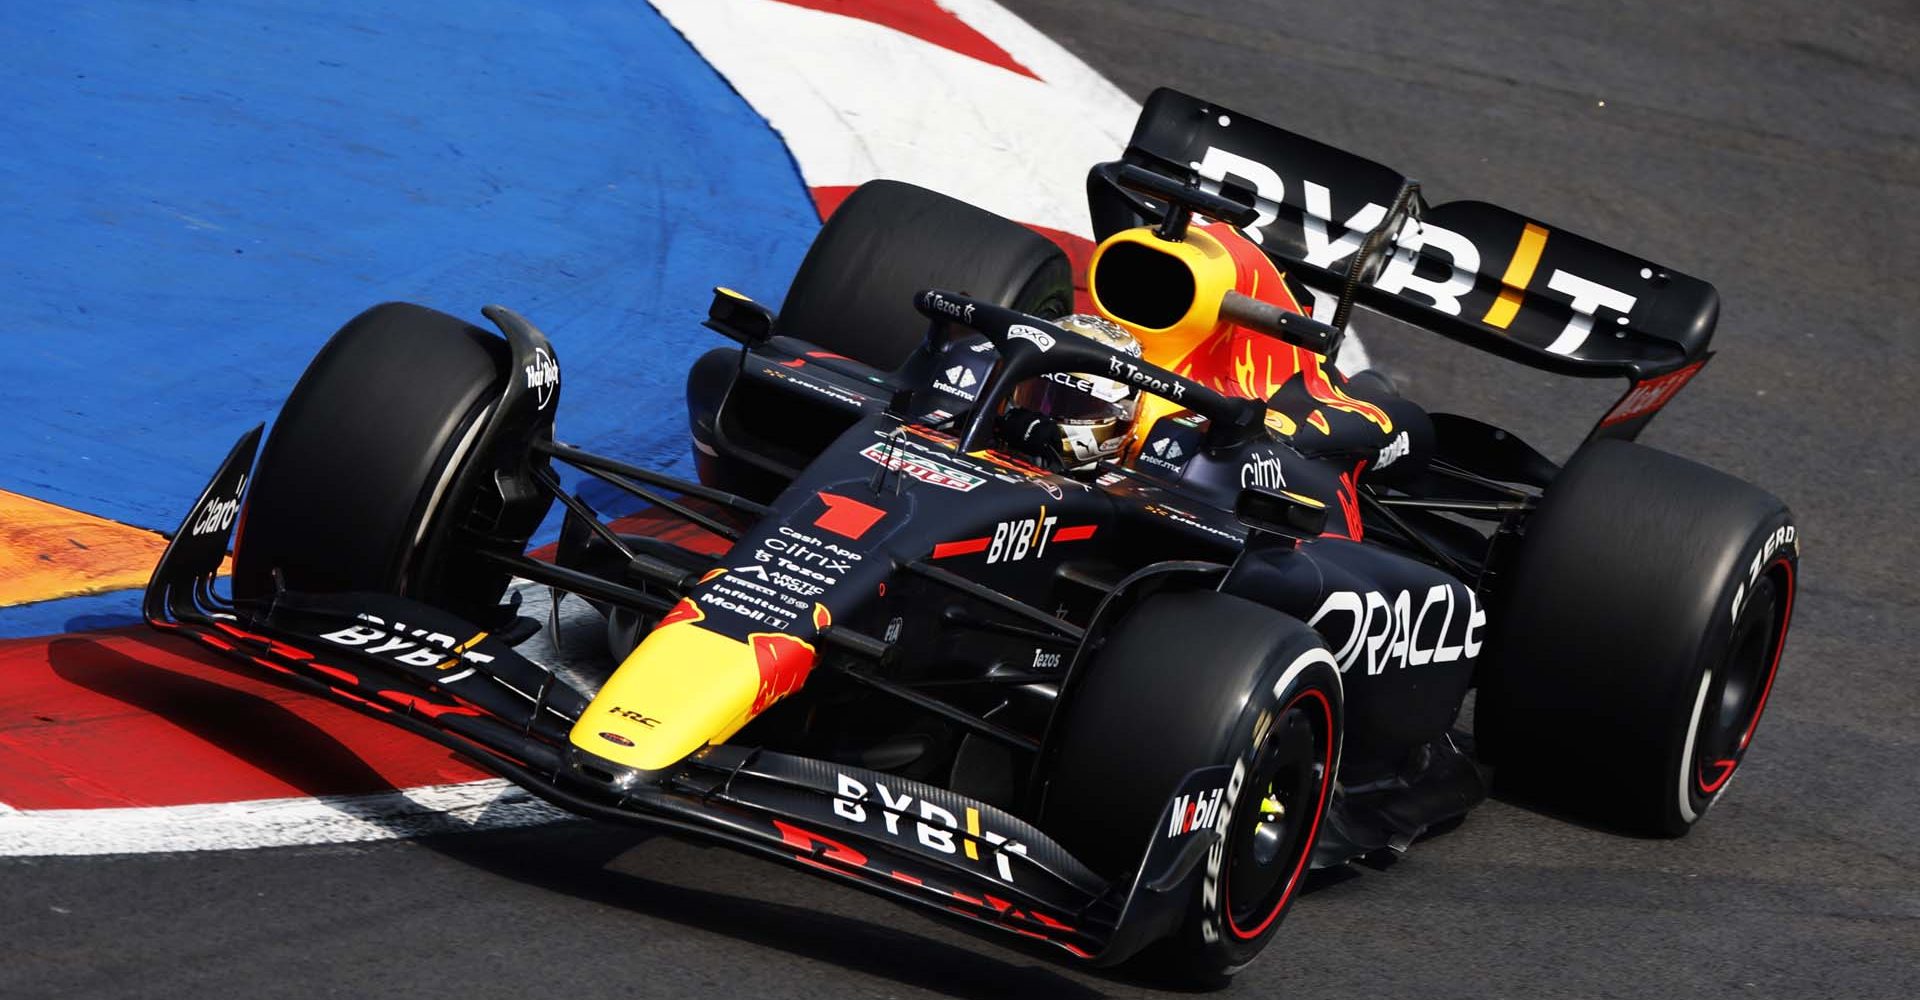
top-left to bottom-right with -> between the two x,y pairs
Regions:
44,636 -> 430,806
43,635 -> 1112,998
422,824 -> 1115,1000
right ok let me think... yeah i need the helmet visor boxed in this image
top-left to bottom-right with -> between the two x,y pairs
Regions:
1012,370 -> 1136,423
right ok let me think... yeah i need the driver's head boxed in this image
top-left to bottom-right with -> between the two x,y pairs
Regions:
1008,314 -> 1142,470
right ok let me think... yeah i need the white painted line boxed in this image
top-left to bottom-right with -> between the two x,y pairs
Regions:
650,0 -> 1137,238
1334,327 -> 1372,376
0,779 -> 571,857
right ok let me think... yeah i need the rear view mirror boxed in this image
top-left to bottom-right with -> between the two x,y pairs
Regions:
705,286 -> 775,345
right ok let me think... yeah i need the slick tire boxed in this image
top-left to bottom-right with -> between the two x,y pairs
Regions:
1041,590 -> 1343,986
1477,439 -> 1798,837
232,302 -> 513,620
776,180 -> 1074,370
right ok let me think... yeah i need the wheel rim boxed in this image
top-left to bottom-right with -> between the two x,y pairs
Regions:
1683,559 -> 1793,814
1225,689 -> 1334,940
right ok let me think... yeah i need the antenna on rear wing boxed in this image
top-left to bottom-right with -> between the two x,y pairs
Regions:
1326,179 -> 1422,350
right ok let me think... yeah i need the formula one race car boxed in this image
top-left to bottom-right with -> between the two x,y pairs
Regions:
145,89 -> 1797,984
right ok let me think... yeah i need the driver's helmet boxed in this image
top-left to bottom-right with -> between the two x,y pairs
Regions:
1008,314 -> 1143,470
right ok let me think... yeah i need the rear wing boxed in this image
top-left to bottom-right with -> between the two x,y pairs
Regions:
1090,89 -> 1720,439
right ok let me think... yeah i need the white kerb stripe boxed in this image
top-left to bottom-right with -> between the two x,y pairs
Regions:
648,0 -> 1138,239
0,780 -> 570,857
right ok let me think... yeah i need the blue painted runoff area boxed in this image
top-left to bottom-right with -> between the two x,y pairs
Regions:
0,590 -> 151,638
0,2 -> 822,635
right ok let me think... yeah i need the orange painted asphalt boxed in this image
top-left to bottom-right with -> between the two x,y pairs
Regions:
0,490 -> 172,608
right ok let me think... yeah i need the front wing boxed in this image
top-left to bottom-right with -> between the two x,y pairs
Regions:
142,429 -> 1217,965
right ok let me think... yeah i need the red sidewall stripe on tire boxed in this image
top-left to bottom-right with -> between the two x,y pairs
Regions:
1226,686 -> 1335,941
1739,557 -> 1795,750
1697,556 -> 1795,795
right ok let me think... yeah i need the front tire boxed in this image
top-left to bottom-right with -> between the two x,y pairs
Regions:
232,302 -> 517,620
1041,590 -> 1343,984
1477,439 -> 1798,836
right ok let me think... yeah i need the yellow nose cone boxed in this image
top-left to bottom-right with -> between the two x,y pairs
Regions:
570,619 -> 760,770
568,594 -> 821,772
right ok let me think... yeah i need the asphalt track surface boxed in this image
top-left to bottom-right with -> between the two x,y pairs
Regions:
6,2 -> 1918,998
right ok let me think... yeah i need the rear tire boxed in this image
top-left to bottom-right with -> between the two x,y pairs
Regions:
776,180 -> 1074,370
1477,439 -> 1797,836
1041,590 -> 1343,985
232,302 -> 514,620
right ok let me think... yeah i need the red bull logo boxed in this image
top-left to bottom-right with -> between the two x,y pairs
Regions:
659,598 -> 704,628
751,633 -> 817,713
